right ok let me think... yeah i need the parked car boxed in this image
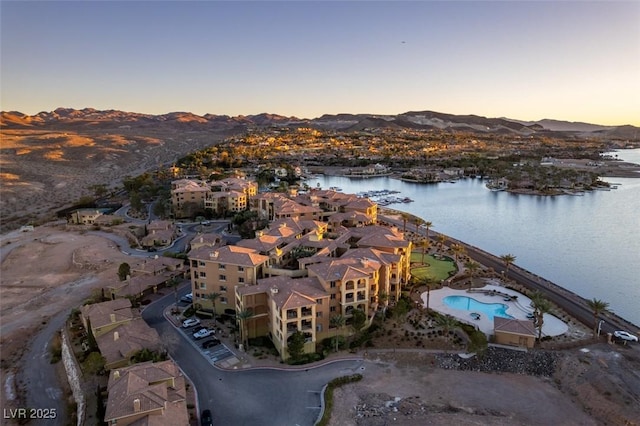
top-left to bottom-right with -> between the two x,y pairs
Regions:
193,328 -> 215,340
201,409 -> 213,426
613,330 -> 638,342
182,318 -> 201,328
202,338 -> 221,349
180,293 -> 193,303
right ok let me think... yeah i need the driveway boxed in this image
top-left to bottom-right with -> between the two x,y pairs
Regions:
142,290 -> 364,426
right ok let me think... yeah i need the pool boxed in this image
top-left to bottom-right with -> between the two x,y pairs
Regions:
443,295 -> 514,320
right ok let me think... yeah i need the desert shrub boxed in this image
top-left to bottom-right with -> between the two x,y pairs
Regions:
317,374 -> 363,426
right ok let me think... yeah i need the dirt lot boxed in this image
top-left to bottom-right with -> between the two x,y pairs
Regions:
329,345 -> 640,426
0,225 -> 130,389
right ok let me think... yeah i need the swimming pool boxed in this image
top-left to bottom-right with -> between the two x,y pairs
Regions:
443,295 -> 514,320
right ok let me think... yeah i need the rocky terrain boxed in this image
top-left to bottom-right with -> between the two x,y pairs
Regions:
329,345 -> 640,426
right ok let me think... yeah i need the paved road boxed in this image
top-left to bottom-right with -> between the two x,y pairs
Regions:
142,289 -> 364,426
16,309 -> 71,426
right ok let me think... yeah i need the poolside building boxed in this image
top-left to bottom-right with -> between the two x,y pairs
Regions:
493,317 -> 536,349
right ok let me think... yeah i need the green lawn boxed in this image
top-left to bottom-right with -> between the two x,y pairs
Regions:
410,252 -> 457,282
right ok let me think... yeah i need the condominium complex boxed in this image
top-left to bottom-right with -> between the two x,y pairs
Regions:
185,184 -> 411,360
171,177 -> 258,218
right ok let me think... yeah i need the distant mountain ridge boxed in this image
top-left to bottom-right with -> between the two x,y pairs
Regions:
1,107 -> 638,139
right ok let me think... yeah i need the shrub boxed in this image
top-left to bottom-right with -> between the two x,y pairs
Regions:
317,374 -> 363,426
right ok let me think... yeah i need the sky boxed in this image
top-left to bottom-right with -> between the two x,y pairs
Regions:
1,1 -> 639,126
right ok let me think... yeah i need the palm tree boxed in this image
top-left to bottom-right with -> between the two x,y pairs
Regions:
500,254 -> 516,275
586,298 -> 610,338
413,217 -> 424,235
529,291 -> 551,340
436,314 -> 459,340
437,234 -> 447,253
451,243 -> 466,262
423,221 -> 433,240
236,309 -> 253,351
205,292 -> 221,324
419,277 -> 438,312
400,212 -> 411,234
377,292 -> 389,320
330,314 -> 345,352
464,260 -> 480,290
418,238 -> 431,264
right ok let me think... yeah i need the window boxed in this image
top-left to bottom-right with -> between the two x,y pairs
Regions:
238,266 -> 244,272
219,275 -> 226,281
330,281 -> 336,288
199,261 -> 206,267
199,271 -> 206,278
238,277 -> 245,283
316,298 -> 322,304
199,283 -> 206,289
330,294 -> 336,300
330,306 -> 336,312
220,285 -> 227,292
220,296 -> 228,304
316,311 -> 323,318
316,324 -> 323,332
219,264 -> 226,270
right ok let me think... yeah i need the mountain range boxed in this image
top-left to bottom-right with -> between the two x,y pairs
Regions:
2,107 -> 638,139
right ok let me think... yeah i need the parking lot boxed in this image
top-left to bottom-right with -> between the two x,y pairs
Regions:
177,301 -> 237,367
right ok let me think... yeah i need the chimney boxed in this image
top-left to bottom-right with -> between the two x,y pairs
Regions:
113,370 -> 120,380
133,398 -> 141,412
270,287 -> 279,294
113,331 -> 119,341
110,313 -> 116,323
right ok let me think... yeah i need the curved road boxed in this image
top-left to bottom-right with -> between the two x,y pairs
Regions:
142,289 -> 364,426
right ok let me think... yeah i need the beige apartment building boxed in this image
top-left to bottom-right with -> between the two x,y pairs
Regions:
171,177 -> 258,218
188,245 -> 270,314
187,185 -> 411,360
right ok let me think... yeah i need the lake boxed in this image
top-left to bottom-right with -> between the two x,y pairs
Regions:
307,149 -> 640,327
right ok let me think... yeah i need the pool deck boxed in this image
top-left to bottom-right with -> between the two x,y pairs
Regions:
422,284 -> 568,337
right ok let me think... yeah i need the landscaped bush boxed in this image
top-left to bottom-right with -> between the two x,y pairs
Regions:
317,374 -> 363,426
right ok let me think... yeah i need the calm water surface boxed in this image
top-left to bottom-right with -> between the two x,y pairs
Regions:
308,149 -> 640,326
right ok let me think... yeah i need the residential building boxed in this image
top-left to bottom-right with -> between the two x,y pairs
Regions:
80,299 -> 162,370
188,245 -> 270,315
68,208 -> 103,225
188,188 -> 411,360
141,220 -> 176,249
104,360 -> 188,425
493,317 -> 537,349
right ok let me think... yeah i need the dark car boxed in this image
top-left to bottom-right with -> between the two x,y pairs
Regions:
202,338 -> 221,349
201,409 -> 213,426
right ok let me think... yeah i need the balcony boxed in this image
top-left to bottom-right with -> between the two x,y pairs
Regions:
301,320 -> 313,330
286,311 -> 298,320
300,308 -> 312,317
286,324 -> 298,333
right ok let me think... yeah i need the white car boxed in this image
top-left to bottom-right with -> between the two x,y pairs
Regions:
182,318 -> 201,328
180,293 -> 193,303
193,328 -> 215,340
613,331 -> 638,342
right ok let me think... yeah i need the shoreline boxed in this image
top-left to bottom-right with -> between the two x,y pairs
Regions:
379,207 -> 639,331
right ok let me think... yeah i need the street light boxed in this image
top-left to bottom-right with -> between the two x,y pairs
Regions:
597,320 -> 604,337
